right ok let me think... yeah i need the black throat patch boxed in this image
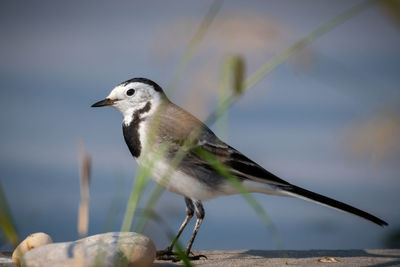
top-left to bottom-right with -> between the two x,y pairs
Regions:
122,102 -> 151,158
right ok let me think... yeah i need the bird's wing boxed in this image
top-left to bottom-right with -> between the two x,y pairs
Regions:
163,128 -> 291,188
191,135 -> 291,186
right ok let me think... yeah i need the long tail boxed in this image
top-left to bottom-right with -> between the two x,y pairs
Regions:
280,184 -> 388,226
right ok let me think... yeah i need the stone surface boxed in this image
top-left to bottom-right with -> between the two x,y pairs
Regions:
12,232 -> 53,265
153,249 -> 400,266
21,232 -> 155,267
2,249 -> 400,267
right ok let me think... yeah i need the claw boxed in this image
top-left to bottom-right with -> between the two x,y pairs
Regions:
156,249 -> 206,262
156,248 -> 173,258
189,254 -> 207,260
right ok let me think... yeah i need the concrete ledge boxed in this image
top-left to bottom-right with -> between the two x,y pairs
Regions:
154,249 -> 400,266
2,249 -> 400,266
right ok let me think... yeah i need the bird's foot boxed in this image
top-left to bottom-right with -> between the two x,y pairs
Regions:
156,249 -> 207,262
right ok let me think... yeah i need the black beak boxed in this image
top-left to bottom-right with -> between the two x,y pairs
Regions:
91,98 -> 115,107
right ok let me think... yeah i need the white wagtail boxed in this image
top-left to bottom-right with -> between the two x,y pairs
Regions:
92,77 -> 388,261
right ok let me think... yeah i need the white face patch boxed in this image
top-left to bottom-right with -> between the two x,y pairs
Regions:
105,81 -> 163,124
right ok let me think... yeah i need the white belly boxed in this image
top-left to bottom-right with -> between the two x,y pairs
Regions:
137,158 -> 220,201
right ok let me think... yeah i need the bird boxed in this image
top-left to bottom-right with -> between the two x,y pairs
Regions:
91,77 -> 388,261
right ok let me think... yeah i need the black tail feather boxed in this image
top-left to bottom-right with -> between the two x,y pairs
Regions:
283,185 -> 388,227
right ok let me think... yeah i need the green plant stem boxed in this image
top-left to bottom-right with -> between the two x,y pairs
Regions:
166,0 -> 223,94
0,183 -> 19,247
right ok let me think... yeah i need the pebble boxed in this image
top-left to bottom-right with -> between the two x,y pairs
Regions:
12,232 -> 53,265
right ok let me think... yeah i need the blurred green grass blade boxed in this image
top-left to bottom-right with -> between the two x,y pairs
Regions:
121,143 -> 170,232
244,0 -> 377,91
167,0 -> 223,93
174,241 -> 194,267
0,183 -> 19,247
193,147 -> 282,248
102,174 -> 126,232
120,168 -> 149,232
134,184 -> 164,233
120,158 -> 156,232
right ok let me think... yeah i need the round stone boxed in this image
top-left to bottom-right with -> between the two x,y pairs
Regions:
21,232 -> 155,267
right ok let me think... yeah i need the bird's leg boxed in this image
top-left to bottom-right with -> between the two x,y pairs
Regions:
168,198 -> 195,252
185,200 -> 205,257
156,198 -> 194,259
156,199 -> 207,262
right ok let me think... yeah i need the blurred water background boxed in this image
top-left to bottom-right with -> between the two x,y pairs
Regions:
1,0 -> 400,251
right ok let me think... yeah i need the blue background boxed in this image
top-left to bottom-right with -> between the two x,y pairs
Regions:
1,0 -> 399,251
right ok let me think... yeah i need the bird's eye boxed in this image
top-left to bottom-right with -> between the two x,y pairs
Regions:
126,89 -> 135,96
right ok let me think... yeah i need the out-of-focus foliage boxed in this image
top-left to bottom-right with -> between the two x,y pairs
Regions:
0,183 -> 19,248
385,227 -> 400,248
225,55 -> 246,97
379,0 -> 400,30
343,111 -> 400,163
77,143 -> 92,238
